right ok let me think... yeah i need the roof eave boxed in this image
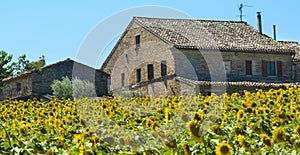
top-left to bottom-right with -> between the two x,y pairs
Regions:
175,46 -> 295,55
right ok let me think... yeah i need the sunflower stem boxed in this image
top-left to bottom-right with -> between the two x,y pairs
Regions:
203,136 -> 207,155
0,123 -> 12,149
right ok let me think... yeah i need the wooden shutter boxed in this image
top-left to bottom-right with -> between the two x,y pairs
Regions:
161,60 -> 167,76
246,60 -> 252,75
121,73 -> 125,87
147,64 -> 154,80
136,68 -> 141,82
262,60 -> 267,76
277,61 -> 282,77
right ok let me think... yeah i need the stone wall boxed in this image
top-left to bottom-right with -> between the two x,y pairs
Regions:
175,77 -> 297,96
31,60 -> 73,96
1,59 -> 108,100
102,20 -> 294,97
32,59 -> 108,97
128,74 -> 179,98
293,62 -> 300,81
1,74 -> 32,100
175,50 -> 293,83
106,22 -> 176,92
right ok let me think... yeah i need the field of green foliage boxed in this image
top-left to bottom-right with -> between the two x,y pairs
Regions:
0,85 -> 299,154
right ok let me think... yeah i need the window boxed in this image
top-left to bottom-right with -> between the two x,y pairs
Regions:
245,60 -> 252,75
224,61 -> 232,74
125,53 -> 129,64
17,83 -> 21,92
135,35 -> 140,49
121,73 -> 125,87
267,61 -> 276,76
262,60 -> 282,77
136,68 -> 141,82
161,60 -> 167,76
277,61 -> 282,77
147,64 -> 154,80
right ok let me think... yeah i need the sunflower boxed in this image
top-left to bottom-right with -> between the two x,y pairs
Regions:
237,134 -> 244,146
251,101 -> 257,108
46,149 -> 54,155
237,134 -> 251,151
250,123 -> 261,134
272,127 -> 286,143
165,108 -> 170,124
260,134 -> 273,149
150,121 -> 159,130
289,136 -> 296,146
19,123 -> 27,134
234,126 -> 244,135
211,124 -> 223,135
188,120 -> 203,142
194,110 -> 204,121
165,139 -> 177,149
215,143 -> 232,155
182,143 -> 191,155
237,109 -> 244,121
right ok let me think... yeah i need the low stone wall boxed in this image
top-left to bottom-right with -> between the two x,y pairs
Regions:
176,77 -> 300,96
113,74 -> 178,98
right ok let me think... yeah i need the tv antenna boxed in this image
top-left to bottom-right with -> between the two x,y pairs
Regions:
238,3 -> 252,21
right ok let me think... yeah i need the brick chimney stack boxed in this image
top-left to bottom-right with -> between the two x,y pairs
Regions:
257,12 -> 262,34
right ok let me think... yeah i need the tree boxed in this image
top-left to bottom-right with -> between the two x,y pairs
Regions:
0,50 -> 46,93
0,51 -> 14,91
13,54 -> 46,74
72,77 -> 96,98
51,77 -> 96,99
51,77 -> 73,99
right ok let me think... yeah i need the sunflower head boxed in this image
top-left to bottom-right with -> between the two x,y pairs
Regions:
237,135 -> 251,151
237,110 -> 244,121
165,139 -> 177,149
188,120 -> 203,142
215,143 -> 232,155
211,124 -> 223,135
46,149 -> 54,155
272,127 -> 286,143
237,135 -> 244,146
260,134 -> 273,149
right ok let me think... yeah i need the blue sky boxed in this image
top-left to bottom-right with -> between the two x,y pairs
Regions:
1,1 -> 300,68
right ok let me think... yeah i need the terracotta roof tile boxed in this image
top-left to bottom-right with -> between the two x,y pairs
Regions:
134,17 -> 294,54
278,41 -> 300,61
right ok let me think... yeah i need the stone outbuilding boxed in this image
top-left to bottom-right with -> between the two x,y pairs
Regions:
0,58 -> 108,100
101,16 -> 297,96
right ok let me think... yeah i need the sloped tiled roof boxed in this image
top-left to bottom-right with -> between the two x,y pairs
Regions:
2,58 -> 74,82
134,17 -> 294,54
2,58 -> 100,82
278,41 -> 300,61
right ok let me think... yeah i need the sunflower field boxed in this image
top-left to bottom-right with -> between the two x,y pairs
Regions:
0,85 -> 300,154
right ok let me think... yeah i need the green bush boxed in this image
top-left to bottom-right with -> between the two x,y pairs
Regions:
51,76 -> 96,99
72,77 -> 96,99
51,77 -> 73,99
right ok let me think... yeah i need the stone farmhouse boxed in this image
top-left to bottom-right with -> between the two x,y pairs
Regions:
101,16 -> 299,97
0,58 -> 108,100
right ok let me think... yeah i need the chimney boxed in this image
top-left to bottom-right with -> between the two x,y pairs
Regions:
257,12 -> 262,34
273,25 -> 276,40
